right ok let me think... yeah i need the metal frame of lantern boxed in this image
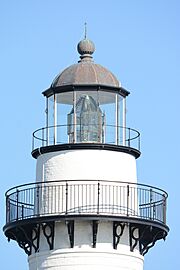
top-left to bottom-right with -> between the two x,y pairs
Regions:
32,84 -> 141,159
45,84 -> 128,144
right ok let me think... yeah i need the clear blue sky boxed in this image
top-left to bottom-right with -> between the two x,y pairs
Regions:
0,1 -> 179,269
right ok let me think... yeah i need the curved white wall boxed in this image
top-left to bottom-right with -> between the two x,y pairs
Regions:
36,149 -> 137,183
29,250 -> 143,270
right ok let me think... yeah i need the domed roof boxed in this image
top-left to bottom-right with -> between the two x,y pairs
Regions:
51,38 -> 120,88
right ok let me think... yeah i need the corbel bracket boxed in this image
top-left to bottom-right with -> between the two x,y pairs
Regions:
113,222 -> 126,249
42,222 -> 55,250
67,220 -> 74,248
92,220 -> 99,248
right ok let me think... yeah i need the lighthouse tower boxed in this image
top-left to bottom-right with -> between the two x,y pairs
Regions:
4,37 -> 169,270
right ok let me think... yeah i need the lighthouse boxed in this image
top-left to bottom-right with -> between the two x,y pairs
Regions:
4,37 -> 169,270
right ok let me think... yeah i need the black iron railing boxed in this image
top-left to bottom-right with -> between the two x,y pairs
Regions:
32,125 -> 140,151
5,180 -> 167,225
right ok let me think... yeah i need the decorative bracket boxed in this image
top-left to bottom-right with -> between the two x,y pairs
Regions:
113,222 -> 126,249
129,224 -> 142,252
92,220 -> 98,248
129,224 -> 167,256
66,221 -> 74,248
42,222 -> 55,250
9,226 -> 32,256
140,228 -> 167,256
31,224 -> 40,253
17,226 -> 32,255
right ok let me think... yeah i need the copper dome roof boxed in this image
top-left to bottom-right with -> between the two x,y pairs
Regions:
51,38 -> 120,88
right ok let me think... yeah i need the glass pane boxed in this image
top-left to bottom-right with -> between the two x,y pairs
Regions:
47,95 -> 54,145
99,91 -> 116,144
56,92 -> 73,144
68,91 -> 104,143
117,94 -> 124,145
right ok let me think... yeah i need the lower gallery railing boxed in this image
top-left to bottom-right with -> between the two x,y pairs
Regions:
6,180 -> 167,225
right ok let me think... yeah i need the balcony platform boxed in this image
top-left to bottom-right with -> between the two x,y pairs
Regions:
4,180 -> 169,256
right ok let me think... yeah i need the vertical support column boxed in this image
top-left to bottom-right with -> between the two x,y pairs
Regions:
115,94 -> 119,145
54,94 -> 57,145
46,97 -> 49,146
73,90 -> 77,143
122,97 -> 126,146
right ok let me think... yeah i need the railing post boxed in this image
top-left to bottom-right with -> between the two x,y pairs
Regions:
127,185 -> 129,216
150,188 -> 153,219
138,134 -> 140,151
16,189 -> 19,220
97,182 -> 100,214
42,128 -> 44,147
163,194 -> 166,224
6,196 -> 10,223
66,182 -> 68,214
46,126 -> 49,146
128,128 -> 130,147
36,185 -> 40,216
32,135 -> 34,152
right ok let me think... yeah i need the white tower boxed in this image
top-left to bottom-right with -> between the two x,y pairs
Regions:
4,38 -> 169,270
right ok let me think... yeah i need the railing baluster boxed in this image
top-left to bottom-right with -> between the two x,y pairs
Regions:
6,196 -> 10,223
138,135 -> 140,151
36,185 -> 40,216
16,189 -> 19,220
163,194 -> 166,224
66,182 -> 68,214
150,188 -> 153,219
127,185 -> 129,216
42,128 -> 44,147
32,135 -> 34,152
128,128 -> 130,147
97,182 -> 100,214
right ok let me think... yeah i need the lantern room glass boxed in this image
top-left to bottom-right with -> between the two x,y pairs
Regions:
46,90 -> 126,146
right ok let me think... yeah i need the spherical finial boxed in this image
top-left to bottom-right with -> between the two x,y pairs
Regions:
77,39 -> 95,61
77,23 -> 95,61
77,39 -> 95,55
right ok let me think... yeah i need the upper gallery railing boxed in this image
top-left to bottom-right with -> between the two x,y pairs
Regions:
32,125 -> 140,151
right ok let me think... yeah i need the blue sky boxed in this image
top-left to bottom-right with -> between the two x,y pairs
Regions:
0,1 -> 179,269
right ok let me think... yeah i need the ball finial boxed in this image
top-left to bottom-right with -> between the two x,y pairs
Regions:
77,39 -> 95,57
77,24 -> 95,61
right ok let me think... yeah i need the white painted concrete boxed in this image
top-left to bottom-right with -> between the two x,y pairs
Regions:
29,221 -> 143,270
29,250 -> 143,270
36,149 -> 137,183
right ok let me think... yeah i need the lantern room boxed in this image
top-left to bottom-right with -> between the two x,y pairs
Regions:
32,38 -> 140,158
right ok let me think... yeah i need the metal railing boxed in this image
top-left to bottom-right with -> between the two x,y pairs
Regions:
32,125 -> 140,151
5,180 -> 167,225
